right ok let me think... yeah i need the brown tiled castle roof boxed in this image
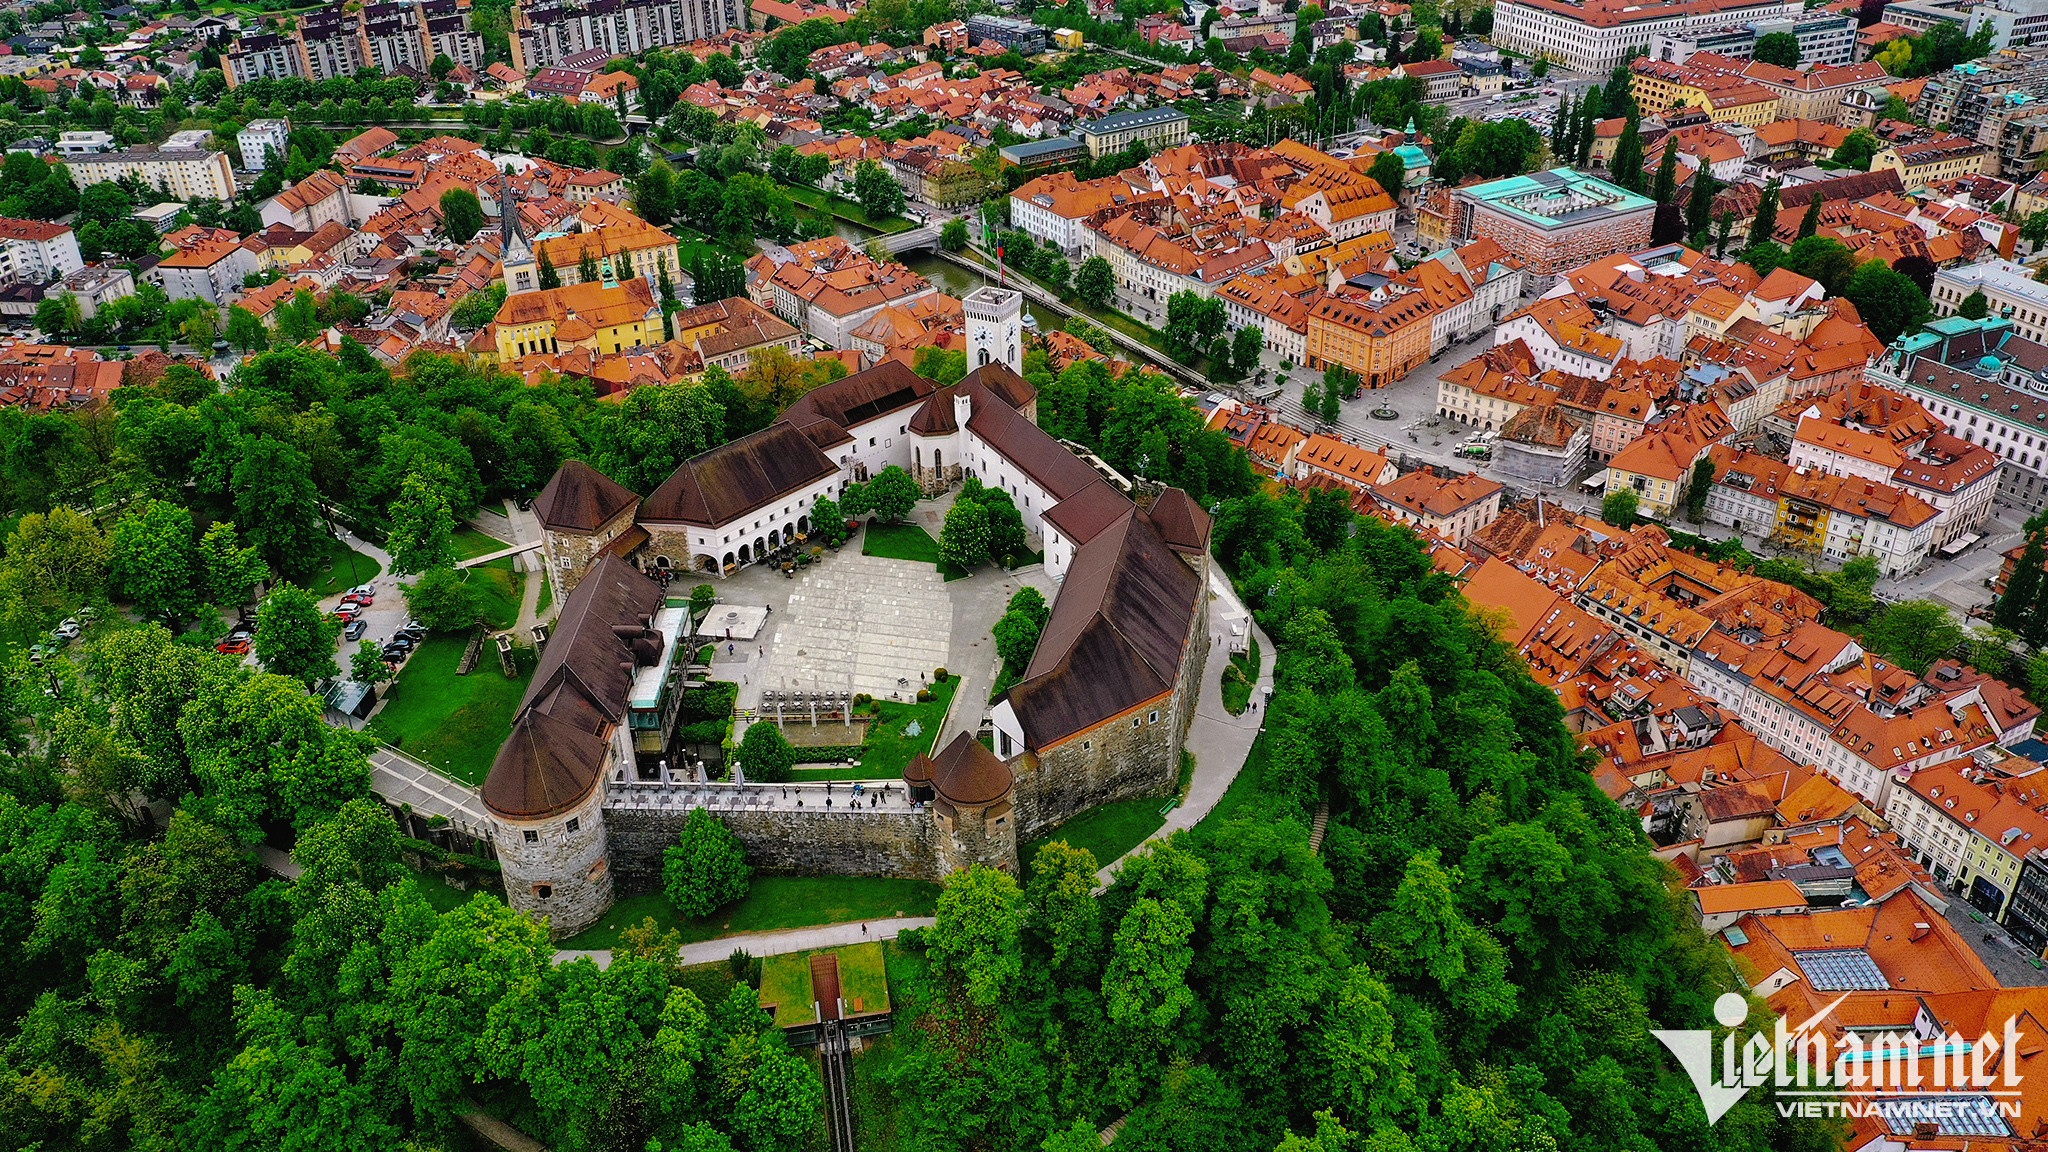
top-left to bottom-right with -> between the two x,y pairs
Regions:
484,554 -> 665,819
640,422 -> 838,526
534,458 -> 640,533
928,730 -> 1012,807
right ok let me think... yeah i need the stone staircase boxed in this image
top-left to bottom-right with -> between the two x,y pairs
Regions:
1308,801 -> 1330,854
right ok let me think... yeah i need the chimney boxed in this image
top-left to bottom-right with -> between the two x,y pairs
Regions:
953,389 -> 971,428
1910,921 -> 1932,941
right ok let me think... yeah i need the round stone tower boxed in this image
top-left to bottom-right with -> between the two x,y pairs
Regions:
923,731 -> 1018,876
485,686 -> 621,939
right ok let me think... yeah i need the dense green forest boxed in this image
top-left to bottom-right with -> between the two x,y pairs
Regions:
855,471 -> 1846,1150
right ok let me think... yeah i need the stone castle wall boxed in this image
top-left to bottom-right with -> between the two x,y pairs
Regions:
605,803 -> 943,890
936,796 -> 1018,876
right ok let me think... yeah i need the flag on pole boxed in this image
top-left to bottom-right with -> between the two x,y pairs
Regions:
996,245 -> 1004,288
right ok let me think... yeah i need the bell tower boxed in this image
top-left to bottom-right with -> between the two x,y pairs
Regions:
964,286 -> 1024,374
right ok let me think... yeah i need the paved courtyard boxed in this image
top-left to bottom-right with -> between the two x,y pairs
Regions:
771,550 -> 955,700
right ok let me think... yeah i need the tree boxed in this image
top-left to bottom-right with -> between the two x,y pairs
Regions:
349,640 -> 393,687
253,583 -> 341,685
1957,287 -> 1991,320
1602,487 -> 1640,528
439,187 -> 484,244
34,290 -> 80,337
1104,896 -> 1196,1032
927,864 -> 1024,1008
939,496 -> 990,571
1750,178 -> 1781,247
1682,456 -> 1716,522
1164,290 -> 1226,360
1863,599 -> 1965,674
1367,150 -> 1405,203
107,499 -> 202,628
864,465 -> 920,523
1610,111 -> 1643,191
1075,256 -> 1115,309
274,288 -> 320,344
663,807 -> 752,918
1752,31 -> 1800,67
538,248 -> 561,290
993,601 -> 1046,672
198,521 -> 268,609
1832,127 -> 1881,170
809,495 -> 849,547
940,216 -> 968,251
385,468 -> 456,576
1685,169 -> 1717,244
224,305 -> 268,353
401,566 -> 479,632
1996,529 -> 2044,636
1231,324 -> 1265,379
232,437 -> 328,583
737,720 -> 795,783
1531,56 -> 1549,78
1784,235 -> 1860,295
1796,190 -> 1823,239
430,52 -> 455,81
1841,258 -> 1932,345
852,159 -> 905,220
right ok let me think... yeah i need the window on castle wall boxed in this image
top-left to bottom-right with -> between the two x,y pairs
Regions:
533,883 -> 552,898
524,829 -> 539,843
567,817 -> 580,833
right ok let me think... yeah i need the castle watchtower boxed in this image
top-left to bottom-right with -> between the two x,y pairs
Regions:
924,731 -> 1018,875
965,286 -> 1024,375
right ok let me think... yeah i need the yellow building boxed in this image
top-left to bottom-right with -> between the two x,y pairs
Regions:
1628,61 -> 1709,114
1693,83 -> 1780,128
507,216 -> 682,295
1304,291 -> 1435,388
494,278 -> 663,360
1051,26 -> 1083,48
1874,136 -> 1994,187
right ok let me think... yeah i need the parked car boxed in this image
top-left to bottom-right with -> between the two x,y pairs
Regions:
344,619 -> 368,641
349,584 -> 376,598
342,592 -> 373,607
380,642 -> 412,661
51,619 -> 80,641
75,606 -> 97,623
217,635 -> 251,655
27,643 -> 51,665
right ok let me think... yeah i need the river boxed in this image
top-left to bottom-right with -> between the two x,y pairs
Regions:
818,216 -> 1063,332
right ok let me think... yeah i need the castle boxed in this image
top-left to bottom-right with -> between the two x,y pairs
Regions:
486,288 -> 1214,936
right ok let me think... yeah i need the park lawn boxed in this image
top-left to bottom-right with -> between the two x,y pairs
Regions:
556,874 -> 942,951
860,675 -> 959,778
837,940 -> 890,1015
1020,795 -> 1165,872
452,524 -> 511,561
305,537 -> 382,599
861,522 -> 940,565
404,869 -> 477,913
464,559 -> 523,631
758,953 -> 817,1026
367,634 -> 535,787
535,572 -> 554,617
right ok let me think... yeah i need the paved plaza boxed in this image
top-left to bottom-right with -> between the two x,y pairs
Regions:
771,550 -> 956,700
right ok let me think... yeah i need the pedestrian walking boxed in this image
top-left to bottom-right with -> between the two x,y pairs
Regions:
861,924 -> 868,936
728,643 -> 735,655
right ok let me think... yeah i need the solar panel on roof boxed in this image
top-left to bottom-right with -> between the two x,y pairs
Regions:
1793,948 -> 1888,991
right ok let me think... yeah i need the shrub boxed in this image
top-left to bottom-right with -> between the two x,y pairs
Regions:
737,720 -> 796,782
933,667 -> 949,681
916,688 -> 934,703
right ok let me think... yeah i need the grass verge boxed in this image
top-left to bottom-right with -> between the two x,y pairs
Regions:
556,874 -> 942,951
1221,635 -> 1261,715
778,181 -> 916,233
404,869 -> 476,913
367,633 -> 534,787
1192,730 -> 1269,835
759,952 -> 817,1026
1020,795 -> 1166,870
535,572 -> 554,617
452,523 -> 511,561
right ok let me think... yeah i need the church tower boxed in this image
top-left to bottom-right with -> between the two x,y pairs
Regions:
500,172 -> 539,296
964,286 -> 1023,374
